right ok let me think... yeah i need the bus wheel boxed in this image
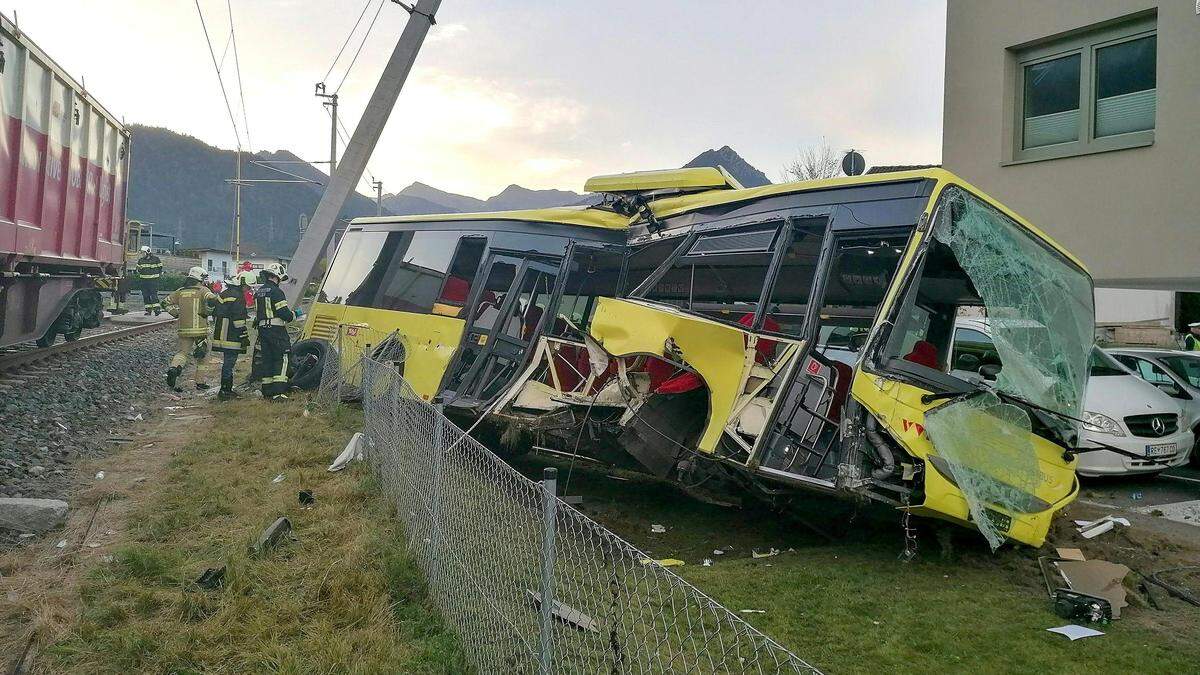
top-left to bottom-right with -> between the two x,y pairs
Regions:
289,339 -> 329,390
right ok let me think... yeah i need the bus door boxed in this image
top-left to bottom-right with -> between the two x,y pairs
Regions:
752,228 -> 910,484
442,253 -> 561,406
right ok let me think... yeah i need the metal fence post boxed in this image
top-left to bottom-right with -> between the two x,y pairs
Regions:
431,403 -> 445,592
539,467 -> 558,674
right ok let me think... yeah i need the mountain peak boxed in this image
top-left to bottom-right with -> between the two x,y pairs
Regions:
683,146 -> 770,187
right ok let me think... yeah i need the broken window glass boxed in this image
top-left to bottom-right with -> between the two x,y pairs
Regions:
917,187 -> 1094,549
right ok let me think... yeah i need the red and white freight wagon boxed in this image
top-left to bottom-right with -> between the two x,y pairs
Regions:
0,11 -> 131,348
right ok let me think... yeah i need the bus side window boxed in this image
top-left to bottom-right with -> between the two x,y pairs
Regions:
434,237 -> 486,317
551,247 -> 625,337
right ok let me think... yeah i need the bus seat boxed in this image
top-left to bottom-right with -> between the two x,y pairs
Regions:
827,360 -> 853,422
903,340 -> 940,370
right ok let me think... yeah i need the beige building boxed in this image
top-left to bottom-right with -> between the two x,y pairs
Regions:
942,2 -> 1199,329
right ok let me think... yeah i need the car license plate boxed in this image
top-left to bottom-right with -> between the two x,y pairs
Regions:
1145,443 -> 1175,458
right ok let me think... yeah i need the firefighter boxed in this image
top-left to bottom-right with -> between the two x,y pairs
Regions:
1186,322 -> 1200,351
254,263 -> 294,400
163,266 -> 218,392
212,270 -> 256,400
134,245 -> 163,316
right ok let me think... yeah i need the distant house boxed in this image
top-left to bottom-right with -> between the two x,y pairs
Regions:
178,248 -> 235,280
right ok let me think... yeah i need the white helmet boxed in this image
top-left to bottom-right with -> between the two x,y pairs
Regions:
263,262 -> 288,282
140,245 -> 151,253
237,270 -> 258,286
187,266 -> 206,281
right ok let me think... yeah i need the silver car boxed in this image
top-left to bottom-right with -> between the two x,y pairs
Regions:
1107,348 -> 1200,466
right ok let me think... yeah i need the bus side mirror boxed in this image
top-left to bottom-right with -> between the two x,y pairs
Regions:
978,363 -> 1001,381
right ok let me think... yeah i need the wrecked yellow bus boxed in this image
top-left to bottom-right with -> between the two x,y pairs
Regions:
490,168 -> 1095,549
300,167 -> 1095,549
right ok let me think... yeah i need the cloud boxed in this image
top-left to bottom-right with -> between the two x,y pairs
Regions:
426,22 -> 468,44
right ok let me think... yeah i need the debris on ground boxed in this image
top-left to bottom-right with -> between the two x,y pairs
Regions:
1135,499 -> 1200,526
299,490 -> 315,507
0,497 -> 68,533
1075,515 -> 1130,539
712,549 -> 724,556
328,432 -> 365,472
95,471 -> 105,480
1047,624 -> 1104,641
194,564 -> 227,590
250,516 -> 292,556
703,558 -> 713,567
739,609 -> 766,614
526,589 -> 600,633
271,473 -> 285,484
640,558 -> 684,567
650,524 -> 666,533
1056,560 -> 1130,619
1142,566 -> 1200,607
1056,547 -> 1086,561
752,547 -> 780,559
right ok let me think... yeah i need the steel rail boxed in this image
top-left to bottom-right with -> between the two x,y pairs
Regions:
0,319 -> 175,374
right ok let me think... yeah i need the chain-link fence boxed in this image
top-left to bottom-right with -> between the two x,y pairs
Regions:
310,324 -> 406,413
347,349 -> 821,674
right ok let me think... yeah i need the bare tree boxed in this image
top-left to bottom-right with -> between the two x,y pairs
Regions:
782,138 -> 842,182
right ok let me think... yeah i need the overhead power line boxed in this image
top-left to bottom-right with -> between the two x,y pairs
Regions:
194,0 -> 243,150
321,0 -> 375,85
226,0 -> 253,152
334,0 -> 387,94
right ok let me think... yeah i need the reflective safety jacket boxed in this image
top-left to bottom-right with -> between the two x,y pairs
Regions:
254,281 -> 294,328
212,286 -> 249,353
1186,334 -> 1199,351
135,254 -> 163,281
165,282 -> 217,337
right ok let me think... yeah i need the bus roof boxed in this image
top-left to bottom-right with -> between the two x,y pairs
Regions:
351,204 -> 629,231
350,168 -> 1086,273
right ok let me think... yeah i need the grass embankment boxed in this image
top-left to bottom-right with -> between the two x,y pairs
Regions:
513,456 -> 1200,675
44,400 -> 464,673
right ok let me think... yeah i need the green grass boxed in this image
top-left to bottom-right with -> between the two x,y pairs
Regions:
47,400 -> 465,674
512,456 -> 1200,675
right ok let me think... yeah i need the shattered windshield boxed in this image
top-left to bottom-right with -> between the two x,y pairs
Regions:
891,186 -> 1094,549
883,187 -> 1094,418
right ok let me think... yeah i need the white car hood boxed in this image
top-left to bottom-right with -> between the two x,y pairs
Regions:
1085,374 -> 1181,417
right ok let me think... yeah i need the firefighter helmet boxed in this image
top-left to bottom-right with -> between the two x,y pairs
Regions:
237,270 -> 257,286
187,266 -> 207,281
263,262 -> 288,282
140,245 -> 152,253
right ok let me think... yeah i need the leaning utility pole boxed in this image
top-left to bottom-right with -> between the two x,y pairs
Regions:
284,0 -> 441,305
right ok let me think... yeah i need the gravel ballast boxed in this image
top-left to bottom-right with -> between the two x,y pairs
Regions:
0,329 -> 176,502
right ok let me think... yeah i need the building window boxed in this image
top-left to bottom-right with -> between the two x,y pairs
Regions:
206,259 -> 214,271
1011,13 -> 1155,163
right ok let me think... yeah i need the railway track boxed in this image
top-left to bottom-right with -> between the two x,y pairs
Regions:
0,319 -> 176,374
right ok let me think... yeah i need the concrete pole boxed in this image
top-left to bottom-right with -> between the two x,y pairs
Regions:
284,0 -> 441,305
327,93 -> 338,175
234,150 -> 242,262
374,180 -> 383,216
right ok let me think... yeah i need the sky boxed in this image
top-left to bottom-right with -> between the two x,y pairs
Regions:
3,0 -> 947,199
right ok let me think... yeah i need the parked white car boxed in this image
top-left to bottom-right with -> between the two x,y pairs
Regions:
1107,348 -> 1200,466
950,319 -> 1193,477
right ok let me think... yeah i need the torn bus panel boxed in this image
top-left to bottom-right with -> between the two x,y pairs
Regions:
487,170 -> 1093,548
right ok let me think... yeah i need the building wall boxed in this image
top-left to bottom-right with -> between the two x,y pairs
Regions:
200,251 -> 234,279
943,1 -> 1200,291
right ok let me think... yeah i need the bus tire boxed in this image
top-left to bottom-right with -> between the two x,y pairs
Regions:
289,339 -> 329,390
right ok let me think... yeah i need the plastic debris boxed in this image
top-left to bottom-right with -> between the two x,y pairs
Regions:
1057,560 -> 1131,619
1056,547 -> 1086,561
526,589 -> 600,633
328,432 -> 365,472
95,471 -> 105,480
752,548 -> 780,559
1047,625 -> 1104,641
640,558 -> 685,567
271,473 -> 285,484
195,565 -> 227,590
739,609 -> 766,614
703,559 -> 713,567
713,549 -> 725,556
650,524 -> 666,534
1075,516 -> 1130,539
55,539 -> 67,549
250,517 -> 292,556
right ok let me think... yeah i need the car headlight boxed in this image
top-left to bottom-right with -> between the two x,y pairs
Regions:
1082,411 -> 1125,437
